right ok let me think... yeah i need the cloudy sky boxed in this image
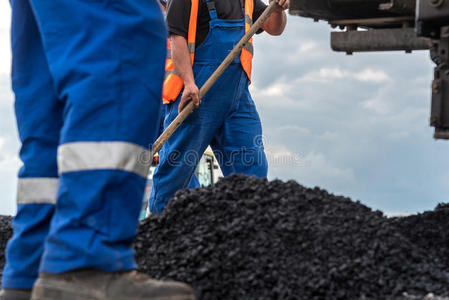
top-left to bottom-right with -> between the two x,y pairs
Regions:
1,3 -> 448,216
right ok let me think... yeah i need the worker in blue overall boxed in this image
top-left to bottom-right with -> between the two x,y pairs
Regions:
145,0 -> 200,219
1,1 -> 195,300
148,0 -> 288,214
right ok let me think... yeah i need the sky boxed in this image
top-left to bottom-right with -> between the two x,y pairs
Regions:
0,3 -> 448,216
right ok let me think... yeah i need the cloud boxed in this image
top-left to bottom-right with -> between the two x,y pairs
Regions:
0,74 -> 19,216
362,96 -> 391,115
0,2 -> 11,76
265,140 -> 356,190
298,67 -> 390,83
354,69 -> 390,83
298,152 -> 356,187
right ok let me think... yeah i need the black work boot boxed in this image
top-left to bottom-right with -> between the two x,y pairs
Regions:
0,289 -> 31,300
30,270 -> 196,300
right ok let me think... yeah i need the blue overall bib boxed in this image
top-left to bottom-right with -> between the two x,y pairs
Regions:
3,0 -> 166,289
149,0 -> 268,214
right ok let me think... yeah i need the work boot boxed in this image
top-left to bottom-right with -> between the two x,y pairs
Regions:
31,270 -> 196,300
0,289 -> 31,300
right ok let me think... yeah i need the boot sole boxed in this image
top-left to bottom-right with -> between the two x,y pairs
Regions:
0,290 -> 31,300
31,278 -> 196,300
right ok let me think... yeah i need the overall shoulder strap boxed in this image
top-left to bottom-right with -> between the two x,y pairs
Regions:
244,0 -> 254,26
204,0 -> 218,20
241,0 -> 254,82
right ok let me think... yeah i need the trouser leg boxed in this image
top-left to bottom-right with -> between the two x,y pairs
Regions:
2,0 -> 62,289
155,103 -> 200,193
149,100 -> 214,214
27,0 -> 166,273
149,63 -> 244,214
188,174 -> 201,188
211,71 -> 268,178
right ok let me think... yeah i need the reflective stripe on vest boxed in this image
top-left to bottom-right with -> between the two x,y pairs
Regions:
17,178 -> 59,205
162,0 -> 254,104
58,142 -> 150,178
162,0 -> 199,104
241,0 -> 254,82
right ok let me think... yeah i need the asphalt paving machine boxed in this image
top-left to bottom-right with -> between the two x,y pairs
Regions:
289,0 -> 449,139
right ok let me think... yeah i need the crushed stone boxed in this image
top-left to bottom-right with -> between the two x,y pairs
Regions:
1,175 -> 449,299
134,175 -> 449,300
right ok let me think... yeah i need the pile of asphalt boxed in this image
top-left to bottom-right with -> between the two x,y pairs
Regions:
0,216 -> 12,282
1,175 -> 449,299
390,203 -> 449,272
134,175 -> 449,300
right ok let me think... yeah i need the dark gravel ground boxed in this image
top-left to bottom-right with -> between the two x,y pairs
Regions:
134,175 -> 449,300
0,216 -> 12,282
1,175 -> 449,299
390,203 -> 449,271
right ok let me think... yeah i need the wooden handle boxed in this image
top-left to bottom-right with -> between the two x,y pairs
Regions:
151,1 -> 279,155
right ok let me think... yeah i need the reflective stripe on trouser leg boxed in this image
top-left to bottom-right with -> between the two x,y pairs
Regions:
3,0 -> 61,290
17,178 -> 59,204
27,0 -> 167,273
57,142 -> 150,178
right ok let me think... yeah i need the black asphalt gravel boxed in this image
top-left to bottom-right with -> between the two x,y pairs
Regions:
134,175 -> 449,300
390,203 -> 449,272
1,175 -> 449,300
0,216 -> 12,282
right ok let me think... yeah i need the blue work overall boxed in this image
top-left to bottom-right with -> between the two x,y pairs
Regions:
3,0 -> 166,289
149,0 -> 268,214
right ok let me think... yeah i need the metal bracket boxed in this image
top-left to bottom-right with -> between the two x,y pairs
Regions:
430,37 -> 449,139
331,28 -> 432,53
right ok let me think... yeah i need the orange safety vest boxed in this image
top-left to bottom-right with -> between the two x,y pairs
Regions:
162,0 -> 254,104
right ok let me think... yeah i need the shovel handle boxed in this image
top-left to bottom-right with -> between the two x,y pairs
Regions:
151,0 -> 279,155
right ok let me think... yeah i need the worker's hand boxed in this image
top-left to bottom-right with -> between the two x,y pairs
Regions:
179,83 -> 200,114
270,0 -> 289,12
